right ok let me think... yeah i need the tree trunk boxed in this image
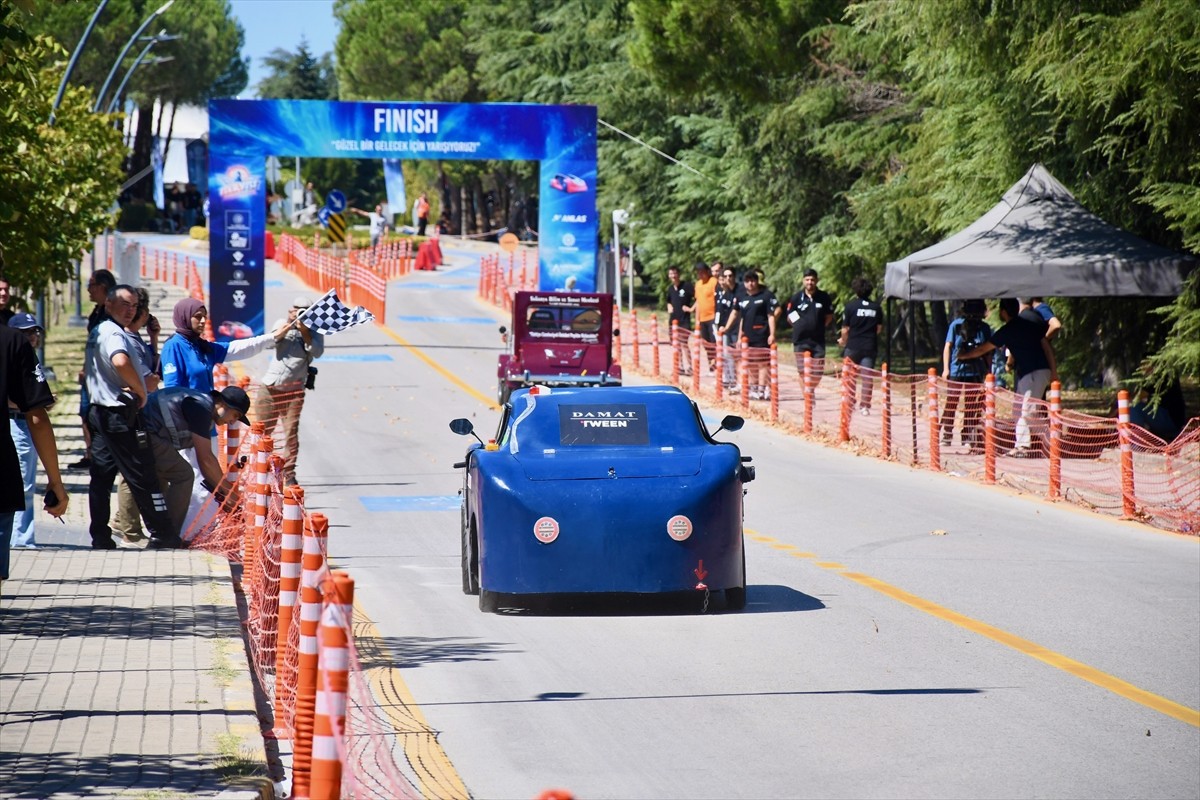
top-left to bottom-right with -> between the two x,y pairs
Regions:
130,103 -> 156,203
459,185 -> 469,236
929,301 -> 948,353
161,102 -> 178,170
472,179 -> 486,234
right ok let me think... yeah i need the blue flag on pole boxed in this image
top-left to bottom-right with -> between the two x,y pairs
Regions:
383,159 -> 406,225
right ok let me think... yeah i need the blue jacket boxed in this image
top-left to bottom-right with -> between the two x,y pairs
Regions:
159,334 -> 230,393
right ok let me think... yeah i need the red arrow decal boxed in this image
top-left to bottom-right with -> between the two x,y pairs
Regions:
694,560 -> 708,581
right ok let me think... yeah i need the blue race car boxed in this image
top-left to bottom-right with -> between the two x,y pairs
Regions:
450,385 -> 755,612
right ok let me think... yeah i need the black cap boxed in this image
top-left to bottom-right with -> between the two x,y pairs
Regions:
212,386 -> 251,425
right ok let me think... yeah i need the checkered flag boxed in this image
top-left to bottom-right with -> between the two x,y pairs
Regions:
298,289 -> 375,334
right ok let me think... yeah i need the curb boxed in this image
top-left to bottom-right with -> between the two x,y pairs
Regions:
205,553 -> 279,800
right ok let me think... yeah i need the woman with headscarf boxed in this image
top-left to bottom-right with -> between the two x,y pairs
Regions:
158,298 -> 273,391
157,298 -> 273,542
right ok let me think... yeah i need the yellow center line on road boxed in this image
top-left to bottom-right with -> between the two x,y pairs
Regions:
745,527 -> 1200,728
379,324 -> 500,410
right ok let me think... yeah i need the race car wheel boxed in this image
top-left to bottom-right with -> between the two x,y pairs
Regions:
725,545 -> 747,610
479,589 -> 498,613
461,518 -> 480,595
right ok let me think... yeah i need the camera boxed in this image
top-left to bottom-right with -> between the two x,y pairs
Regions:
305,366 -> 318,390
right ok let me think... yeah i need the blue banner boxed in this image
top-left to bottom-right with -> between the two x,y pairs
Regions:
208,100 -> 598,337
382,159 -> 406,223
207,151 -> 266,338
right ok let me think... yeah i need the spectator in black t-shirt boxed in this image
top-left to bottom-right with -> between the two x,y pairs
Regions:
665,266 -> 693,374
142,386 -> 248,535
666,265 -> 693,329
838,276 -> 882,414
713,264 -> 740,387
958,298 -> 1057,453
2,324 -> 69,583
723,270 -> 777,400
785,268 -> 834,387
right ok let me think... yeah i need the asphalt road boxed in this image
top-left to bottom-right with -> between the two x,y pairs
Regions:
243,238 -> 1198,800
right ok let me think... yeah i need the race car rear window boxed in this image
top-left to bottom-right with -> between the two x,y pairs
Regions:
558,404 -> 649,445
526,305 -> 603,333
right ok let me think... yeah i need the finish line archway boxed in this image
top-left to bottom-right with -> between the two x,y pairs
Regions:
207,99 -> 597,337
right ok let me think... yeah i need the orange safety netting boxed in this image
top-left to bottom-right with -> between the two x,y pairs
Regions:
182,419 -> 428,797
478,250 -> 539,311
476,272 -> 1198,534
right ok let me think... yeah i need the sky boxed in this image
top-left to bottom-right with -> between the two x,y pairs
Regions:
228,0 -> 339,98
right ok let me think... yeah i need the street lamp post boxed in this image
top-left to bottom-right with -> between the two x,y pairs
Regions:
50,0 -> 109,124
612,208 -> 628,316
107,37 -> 177,114
65,0 -> 175,329
48,0 -> 111,354
93,0 -> 175,113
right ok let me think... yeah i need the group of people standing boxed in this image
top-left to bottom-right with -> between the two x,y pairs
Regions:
665,263 -> 881,402
349,192 -> 432,247
662,264 -> 1073,452
942,297 -> 1059,454
72,274 -> 323,551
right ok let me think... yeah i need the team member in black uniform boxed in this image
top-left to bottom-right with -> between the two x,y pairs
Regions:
784,268 -> 834,384
665,266 -> 693,374
838,276 -> 883,414
713,264 -> 740,387
142,386 -> 250,535
723,270 -> 777,399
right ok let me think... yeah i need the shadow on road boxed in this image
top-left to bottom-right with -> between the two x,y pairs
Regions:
416,686 -> 986,709
483,584 -> 825,616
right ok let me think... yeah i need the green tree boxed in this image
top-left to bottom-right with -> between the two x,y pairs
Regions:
25,0 -> 247,202
335,0 -> 530,235
255,38 -> 337,100
0,4 -> 125,292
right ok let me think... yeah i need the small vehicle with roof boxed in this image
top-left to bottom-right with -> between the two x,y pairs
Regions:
496,290 -> 621,404
450,385 -> 755,612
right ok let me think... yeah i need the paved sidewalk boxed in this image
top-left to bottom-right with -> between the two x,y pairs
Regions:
1,258 -> 276,798
0,524 -> 274,799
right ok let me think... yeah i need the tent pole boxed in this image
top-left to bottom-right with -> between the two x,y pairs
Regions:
909,301 -> 917,375
885,298 -> 892,368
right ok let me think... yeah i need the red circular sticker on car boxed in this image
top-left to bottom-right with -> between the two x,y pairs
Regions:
667,515 -> 693,541
533,516 -> 560,544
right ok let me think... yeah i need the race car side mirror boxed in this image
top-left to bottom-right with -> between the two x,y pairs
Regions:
450,418 -> 484,445
715,415 -> 745,435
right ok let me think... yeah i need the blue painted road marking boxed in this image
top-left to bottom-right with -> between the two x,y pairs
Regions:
360,496 -> 460,512
397,282 -> 474,290
265,280 -> 285,287
319,354 -> 394,363
395,315 -> 494,324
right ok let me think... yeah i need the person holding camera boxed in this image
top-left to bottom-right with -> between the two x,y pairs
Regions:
941,299 -> 993,452
254,296 -> 324,488
85,285 -> 179,549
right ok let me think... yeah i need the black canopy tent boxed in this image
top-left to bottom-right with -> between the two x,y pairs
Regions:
884,164 -> 1195,301
881,164 -> 1197,367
